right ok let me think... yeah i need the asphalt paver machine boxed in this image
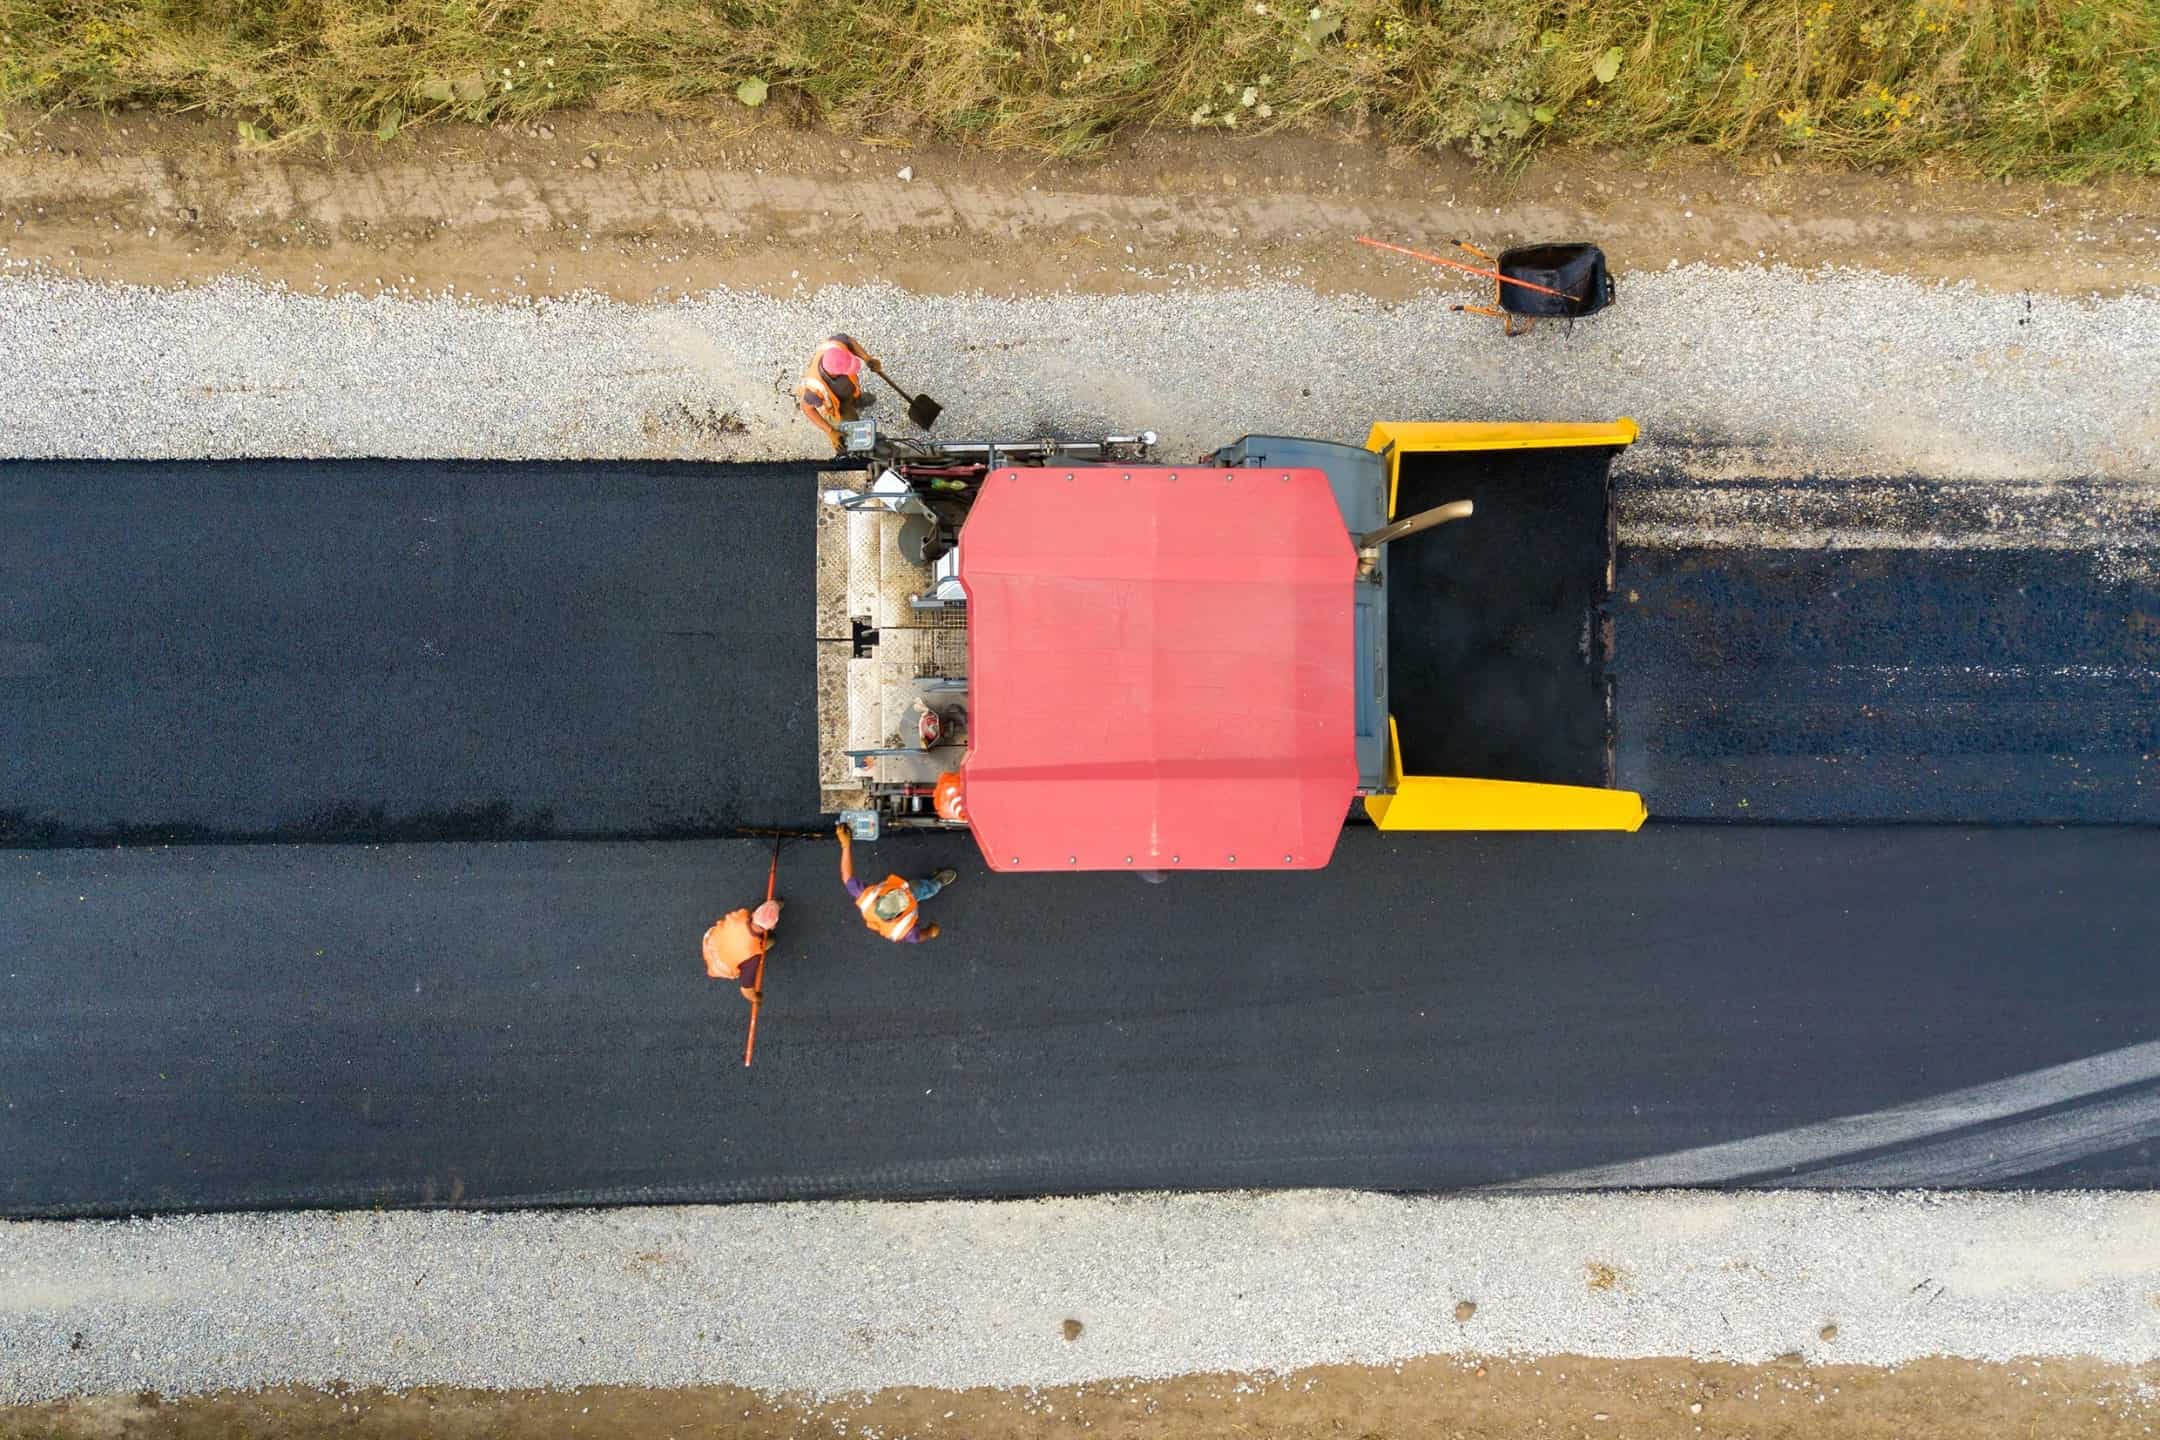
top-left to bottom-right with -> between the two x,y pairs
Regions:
816,417 -> 1646,873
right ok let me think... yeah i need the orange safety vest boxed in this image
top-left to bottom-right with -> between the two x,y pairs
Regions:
797,369 -> 844,443
702,909 -> 762,980
800,361 -> 849,407
802,338 -> 868,406
855,875 -> 920,942
798,335 -> 876,451
799,377 -> 855,456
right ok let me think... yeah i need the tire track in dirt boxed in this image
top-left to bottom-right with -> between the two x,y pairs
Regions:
5,113 -> 2158,300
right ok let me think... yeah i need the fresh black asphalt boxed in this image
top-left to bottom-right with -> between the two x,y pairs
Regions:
1618,542 -> 2160,822
4,826 -> 2156,1217
0,461 -> 816,845
1387,446 -> 1613,787
3,458 -> 2158,1215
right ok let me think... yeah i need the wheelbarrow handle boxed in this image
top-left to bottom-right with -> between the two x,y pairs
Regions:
1356,236 -> 1579,302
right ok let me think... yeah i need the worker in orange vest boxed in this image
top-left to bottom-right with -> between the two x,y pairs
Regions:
797,333 -> 882,453
836,823 -> 956,942
703,898 -> 782,1000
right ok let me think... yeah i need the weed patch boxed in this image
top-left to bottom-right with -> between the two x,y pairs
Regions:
0,0 -> 2152,177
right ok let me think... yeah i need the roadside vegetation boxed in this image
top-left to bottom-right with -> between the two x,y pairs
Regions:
1,0 -> 2152,177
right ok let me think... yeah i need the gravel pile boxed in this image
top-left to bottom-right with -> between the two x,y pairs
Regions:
3,267 -> 2156,479
5,1191 -> 2159,1402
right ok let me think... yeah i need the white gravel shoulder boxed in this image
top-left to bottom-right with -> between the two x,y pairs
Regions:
3,266 -> 2156,479
4,1191 -> 2159,1402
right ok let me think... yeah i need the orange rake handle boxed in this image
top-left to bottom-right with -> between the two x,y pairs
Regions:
743,968 -> 762,1067
1356,236 -> 1579,302
743,839 -> 781,1069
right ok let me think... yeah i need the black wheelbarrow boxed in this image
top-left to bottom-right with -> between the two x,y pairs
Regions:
1357,236 -> 1616,337
1454,240 -> 1615,336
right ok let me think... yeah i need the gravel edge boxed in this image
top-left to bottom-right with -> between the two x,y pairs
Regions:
5,1190 -> 2159,1403
4,267 -> 2156,479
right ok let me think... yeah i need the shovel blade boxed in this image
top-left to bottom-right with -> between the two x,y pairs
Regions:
908,394 -> 943,429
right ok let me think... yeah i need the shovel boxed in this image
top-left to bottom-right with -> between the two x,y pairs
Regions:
871,365 -> 943,430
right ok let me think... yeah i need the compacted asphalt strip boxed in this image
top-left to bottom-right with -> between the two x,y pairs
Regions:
0,460 -> 819,845
3,826 -> 2158,1217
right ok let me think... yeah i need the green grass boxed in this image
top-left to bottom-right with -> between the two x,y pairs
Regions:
1,0 -> 2154,178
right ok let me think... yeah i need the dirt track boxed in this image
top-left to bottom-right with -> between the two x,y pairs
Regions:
5,111 -> 2159,301
10,1356 -> 2159,1440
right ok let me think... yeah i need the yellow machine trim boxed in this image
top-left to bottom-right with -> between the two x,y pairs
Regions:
1365,419 -> 1639,518
1365,717 -> 1647,833
1364,776 -> 1648,832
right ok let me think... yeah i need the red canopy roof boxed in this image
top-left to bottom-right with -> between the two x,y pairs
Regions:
960,464 -> 1357,872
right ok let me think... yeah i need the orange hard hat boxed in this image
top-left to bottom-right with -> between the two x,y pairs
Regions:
933,770 -> 967,823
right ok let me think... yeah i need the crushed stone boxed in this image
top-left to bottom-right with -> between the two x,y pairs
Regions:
2,268 -> 2154,481
4,1190 -> 2159,1403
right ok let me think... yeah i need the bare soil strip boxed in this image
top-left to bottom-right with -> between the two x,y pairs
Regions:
8,1355 -> 2159,1440
6,113 -> 2159,301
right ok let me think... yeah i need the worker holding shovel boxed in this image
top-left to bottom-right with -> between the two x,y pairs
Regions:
796,332 -> 941,452
836,823 -> 956,942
